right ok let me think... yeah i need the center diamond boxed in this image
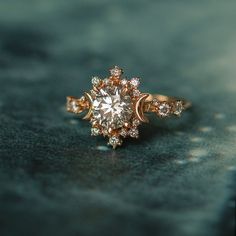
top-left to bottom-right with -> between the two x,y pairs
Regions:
92,86 -> 133,129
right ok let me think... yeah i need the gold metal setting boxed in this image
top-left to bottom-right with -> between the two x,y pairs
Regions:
66,66 -> 191,149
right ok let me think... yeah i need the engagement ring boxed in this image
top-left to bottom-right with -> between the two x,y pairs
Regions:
67,66 -> 191,149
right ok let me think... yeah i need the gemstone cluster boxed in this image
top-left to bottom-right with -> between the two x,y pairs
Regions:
89,66 -> 142,148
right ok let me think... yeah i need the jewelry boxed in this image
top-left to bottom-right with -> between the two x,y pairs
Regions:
66,66 -> 191,149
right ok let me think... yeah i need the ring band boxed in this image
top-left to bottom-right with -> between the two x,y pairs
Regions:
66,66 -> 191,149
144,94 -> 191,116
67,94 -> 191,119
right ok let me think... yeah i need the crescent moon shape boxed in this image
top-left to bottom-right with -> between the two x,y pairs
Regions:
135,93 -> 149,123
83,92 -> 93,120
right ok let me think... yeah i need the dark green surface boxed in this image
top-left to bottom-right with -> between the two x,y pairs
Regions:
0,1 -> 235,236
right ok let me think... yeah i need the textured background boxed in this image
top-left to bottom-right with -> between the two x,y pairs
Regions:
0,0 -> 235,236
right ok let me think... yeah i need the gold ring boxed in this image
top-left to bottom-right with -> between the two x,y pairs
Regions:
66,66 -> 191,149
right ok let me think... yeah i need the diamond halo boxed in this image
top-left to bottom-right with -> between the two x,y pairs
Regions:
89,66 -> 142,148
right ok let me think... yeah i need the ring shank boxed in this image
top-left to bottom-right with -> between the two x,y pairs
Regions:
145,94 -> 192,110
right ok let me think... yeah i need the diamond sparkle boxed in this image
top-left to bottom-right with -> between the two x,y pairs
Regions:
158,102 -> 171,117
92,86 -> 133,129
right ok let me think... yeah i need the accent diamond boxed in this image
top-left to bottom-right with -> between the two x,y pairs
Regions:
91,127 -> 100,136
130,77 -> 140,87
133,119 -> 141,127
110,66 -> 123,77
158,102 -> 171,117
133,89 -> 141,97
91,76 -> 101,86
108,136 -> 122,149
120,128 -> 128,137
121,79 -> 128,86
103,78 -> 110,85
129,128 -> 139,138
67,100 -> 81,113
174,101 -> 183,116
